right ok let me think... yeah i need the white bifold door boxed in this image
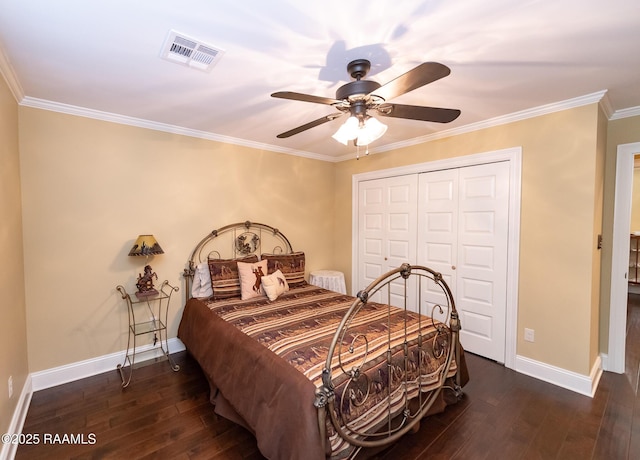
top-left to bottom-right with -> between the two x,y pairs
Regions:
417,162 -> 509,362
357,161 -> 510,363
358,174 -> 418,308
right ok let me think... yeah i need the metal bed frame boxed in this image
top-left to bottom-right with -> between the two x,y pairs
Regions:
315,263 -> 462,456
182,221 -> 463,458
183,220 -> 293,297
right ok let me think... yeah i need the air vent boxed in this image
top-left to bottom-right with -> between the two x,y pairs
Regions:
160,30 -> 224,72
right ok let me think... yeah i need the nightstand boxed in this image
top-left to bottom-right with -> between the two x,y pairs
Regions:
309,270 -> 347,294
116,280 -> 180,387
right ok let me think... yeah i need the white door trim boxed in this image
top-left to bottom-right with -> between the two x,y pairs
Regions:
608,142 -> 640,373
351,147 -> 522,369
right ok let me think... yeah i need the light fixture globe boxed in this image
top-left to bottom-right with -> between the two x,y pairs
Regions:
331,116 -> 359,145
355,117 -> 387,146
332,113 -> 387,147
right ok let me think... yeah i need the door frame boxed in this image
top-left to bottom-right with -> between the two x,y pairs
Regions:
608,142 -> 640,373
352,147 -> 522,369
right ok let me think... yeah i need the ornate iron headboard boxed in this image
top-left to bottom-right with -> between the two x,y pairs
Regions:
183,220 -> 294,298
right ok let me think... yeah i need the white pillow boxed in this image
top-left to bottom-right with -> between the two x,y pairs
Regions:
261,269 -> 289,301
191,262 -> 213,298
237,259 -> 268,300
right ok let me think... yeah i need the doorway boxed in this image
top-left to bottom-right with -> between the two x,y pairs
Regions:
609,142 -> 640,375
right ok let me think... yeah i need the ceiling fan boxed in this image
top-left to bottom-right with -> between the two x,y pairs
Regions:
271,59 -> 461,146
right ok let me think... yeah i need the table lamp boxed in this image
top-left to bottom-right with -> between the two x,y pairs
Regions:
128,234 -> 164,298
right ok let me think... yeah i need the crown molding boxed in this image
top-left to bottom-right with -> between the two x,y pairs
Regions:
19,96 -> 338,163
18,89 -> 635,164
598,91 -> 614,119
343,90 -> 610,162
0,43 -> 24,102
611,105 -> 640,120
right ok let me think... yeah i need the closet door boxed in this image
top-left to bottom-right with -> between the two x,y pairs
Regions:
418,162 -> 509,362
415,168 -> 459,313
357,175 -> 418,308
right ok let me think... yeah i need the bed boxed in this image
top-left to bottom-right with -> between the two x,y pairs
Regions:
178,221 -> 467,459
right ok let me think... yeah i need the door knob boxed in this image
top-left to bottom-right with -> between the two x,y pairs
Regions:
451,265 -> 456,270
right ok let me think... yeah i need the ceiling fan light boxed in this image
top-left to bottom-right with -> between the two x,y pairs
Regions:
356,117 -> 387,146
331,116 -> 360,145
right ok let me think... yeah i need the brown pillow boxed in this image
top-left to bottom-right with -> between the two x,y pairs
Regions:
261,252 -> 306,287
208,255 -> 259,299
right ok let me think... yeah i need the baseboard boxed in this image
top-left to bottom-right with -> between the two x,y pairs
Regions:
30,338 -> 186,391
515,354 -> 603,397
1,375 -> 33,460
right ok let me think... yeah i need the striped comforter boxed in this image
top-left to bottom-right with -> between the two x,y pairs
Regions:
184,283 -> 458,459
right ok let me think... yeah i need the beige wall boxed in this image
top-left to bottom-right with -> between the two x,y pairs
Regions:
333,104 -> 603,375
18,108 -> 335,372
590,107 -> 607,366
0,74 -> 29,432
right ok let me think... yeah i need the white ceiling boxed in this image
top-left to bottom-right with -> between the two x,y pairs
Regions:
1,0 -> 639,161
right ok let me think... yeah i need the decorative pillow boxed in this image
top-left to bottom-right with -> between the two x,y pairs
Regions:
261,269 -> 289,301
191,262 -> 213,298
261,252 -> 306,287
237,259 -> 268,300
208,255 -> 259,300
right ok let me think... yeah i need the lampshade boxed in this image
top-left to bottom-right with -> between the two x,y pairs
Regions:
332,116 -> 387,146
355,117 -> 387,146
128,235 -> 164,256
331,116 -> 359,145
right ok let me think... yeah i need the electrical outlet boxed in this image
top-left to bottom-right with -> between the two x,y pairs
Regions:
524,328 -> 535,343
8,376 -> 13,399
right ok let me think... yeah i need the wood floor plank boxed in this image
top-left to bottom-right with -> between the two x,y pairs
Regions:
521,396 -> 576,459
630,392 -> 640,457
626,294 -> 640,393
591,371 -> 633,459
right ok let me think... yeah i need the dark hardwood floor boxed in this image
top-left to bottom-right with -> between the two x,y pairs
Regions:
626,291 -> 640,394
16,326 -> 640,459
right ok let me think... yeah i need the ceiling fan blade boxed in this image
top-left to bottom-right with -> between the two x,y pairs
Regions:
376,103 -> 461,123
371,62 -> 451,101
271,91 -> 340,105
276,113 -> 343,138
